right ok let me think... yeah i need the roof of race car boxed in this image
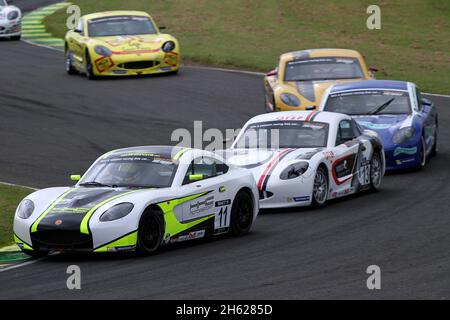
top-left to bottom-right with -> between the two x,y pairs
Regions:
103,146 -> 188,160
83,11 -> 151,21
329,80 -> 409,93
244,111 -> 350,125
280,48 -> 363,62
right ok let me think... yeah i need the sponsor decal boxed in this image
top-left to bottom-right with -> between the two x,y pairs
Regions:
214,227 -> 229,235
164,52 -> 178,67
395,158 -> 415,165
159,66 -> 173,71
293,196 -> 310,202
190,196 -> 214,215
394,146 -> 417,157
219,186 -> 226,193
331,187 -> 355,198
112,70 -> 128,75
95,56 -> 114,73
54,219 -> 63,226
358,121 -> 393,130
215,199 -> 231,207
171,230 -> 206,243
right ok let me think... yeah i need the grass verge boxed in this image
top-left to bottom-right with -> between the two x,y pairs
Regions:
44,0 -> 450,93
0,184 -> 34,248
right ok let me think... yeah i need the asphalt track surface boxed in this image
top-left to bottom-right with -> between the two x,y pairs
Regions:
0,1 -> 450,299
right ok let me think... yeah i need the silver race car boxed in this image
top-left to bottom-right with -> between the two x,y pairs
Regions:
0,0 -> 21,40
223,111 -> 386,209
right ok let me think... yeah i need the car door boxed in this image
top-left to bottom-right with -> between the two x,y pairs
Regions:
67,18 -> 86,64
179,156 -> 233,234
328,119 -> 369,197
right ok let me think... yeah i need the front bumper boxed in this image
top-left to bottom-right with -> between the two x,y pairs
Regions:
0,20 -> 21,37
384,143 -> 420,170
92,51 -> 180,77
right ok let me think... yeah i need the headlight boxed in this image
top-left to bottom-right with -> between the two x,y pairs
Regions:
17,199 -> 35,219
393,127 -> 416,144
162,41 -> 175,52
94,45 -> 113,57
280,93 -> 300,107
280,162 -> 309,180
99,203 -> 134,222
7,11 -> 20,21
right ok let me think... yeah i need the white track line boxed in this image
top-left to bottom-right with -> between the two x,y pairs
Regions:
0,181 -> 38,190
0,258 -> 44,273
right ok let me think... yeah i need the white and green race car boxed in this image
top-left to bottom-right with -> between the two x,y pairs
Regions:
14,146 -> 259,256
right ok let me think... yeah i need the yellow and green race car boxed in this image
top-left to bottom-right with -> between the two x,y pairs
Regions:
65,11 -> 180,79
263,48 -> 376,112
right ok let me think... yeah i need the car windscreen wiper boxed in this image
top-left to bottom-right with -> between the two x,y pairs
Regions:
367,98 -> 395,115
79,181 -> 114,188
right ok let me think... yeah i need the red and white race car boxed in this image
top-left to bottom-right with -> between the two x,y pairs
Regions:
223,111 -> 386,208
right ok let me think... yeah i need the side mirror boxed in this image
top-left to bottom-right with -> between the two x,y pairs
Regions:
421,97 -> 432,107
189,174 -> 204,182
159,26 -> 167,31
266,69 -> 277,77
305,105 -> 316,111
73,28 -> 82,34
70,175 -> 81,181
368,67 -> 379,73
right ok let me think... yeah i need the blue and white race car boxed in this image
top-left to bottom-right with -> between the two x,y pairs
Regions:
0,0 -> 21,40
320,80 -> 438,170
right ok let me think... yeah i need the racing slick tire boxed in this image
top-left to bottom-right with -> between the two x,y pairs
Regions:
431,119 -> 438,157
311,166 -> 328,207
417,135 -> 427,170
21,249 -> 47,258
136,208 -> 164,256
230,190 -> 254,236
369,151 -> 383,191
65,49 -> 77,75
85,51 -> 97,80
10,35 -> 21,41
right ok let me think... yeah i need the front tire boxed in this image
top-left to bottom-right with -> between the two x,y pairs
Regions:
417,136 -> 427,169
85,52 -> 97,80
431,119 -> 438,157
137,209 -> 164,255
312,166 -> 328,207
65,49 -> 77,75
230,191 -> 254,236
370,151 -> 383,190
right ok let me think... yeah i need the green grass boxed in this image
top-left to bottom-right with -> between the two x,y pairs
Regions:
44,0 -> 450,93
0,184 -> 33,248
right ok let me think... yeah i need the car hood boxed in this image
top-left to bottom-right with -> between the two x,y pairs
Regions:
285,78 -> 364,105
224,148 -> 321,182
33,187 -> 147,232
90,34 -> 167,53
353,114 -> 411,145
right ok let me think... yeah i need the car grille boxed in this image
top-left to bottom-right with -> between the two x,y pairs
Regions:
31,231 -> 92,250
118,61 -> 160,69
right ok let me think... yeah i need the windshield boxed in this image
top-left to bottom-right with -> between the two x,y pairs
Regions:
284,57 -> 364,82
80,153 -> 177,188
324,90 -> 412,115
0,0 -> 7,7
88,16 -> 157,37
234,121 -> 329,149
